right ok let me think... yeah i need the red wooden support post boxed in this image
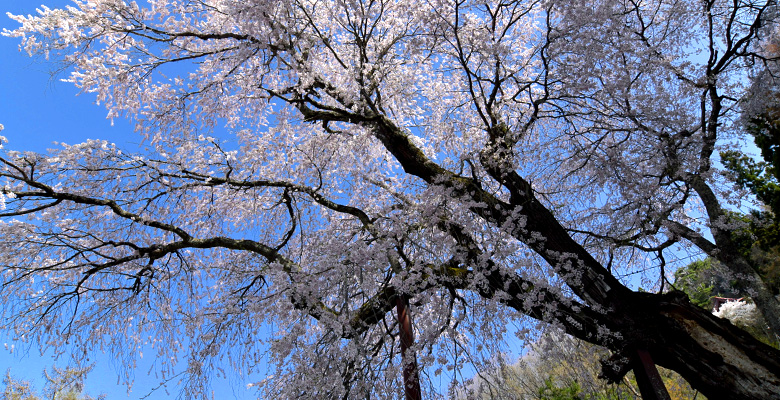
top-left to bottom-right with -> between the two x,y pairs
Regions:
396,294 -> 422,400
632,349 -> 672,400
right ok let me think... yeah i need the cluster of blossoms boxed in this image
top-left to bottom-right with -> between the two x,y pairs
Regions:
714,300 -> 762,329
1,0 -> 780,398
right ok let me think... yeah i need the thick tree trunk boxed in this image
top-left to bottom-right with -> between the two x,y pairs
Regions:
719,254 -> 780,338
603,291 -> 780,400
368,117 -> 780,399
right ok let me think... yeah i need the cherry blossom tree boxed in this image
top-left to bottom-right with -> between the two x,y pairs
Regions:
2,0 -> 780,399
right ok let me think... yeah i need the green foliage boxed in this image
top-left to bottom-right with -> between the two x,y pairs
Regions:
751,245 -> 780,296
747,113 -> 780,184
720,80 -> 780,254
718,84 -> 780,296
537,378 -> 582,400
723,75 -> 780,219
706,211 -> 780,295
673,258 -> 742,308
673,259 -> 715,308
721,148 -> 780,221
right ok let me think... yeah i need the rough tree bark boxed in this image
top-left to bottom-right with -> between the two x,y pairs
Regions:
363,115 -> 780,399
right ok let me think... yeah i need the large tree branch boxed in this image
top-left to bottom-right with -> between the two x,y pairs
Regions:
366,115 -> 631,307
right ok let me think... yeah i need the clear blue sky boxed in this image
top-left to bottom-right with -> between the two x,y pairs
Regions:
0,1 -> 259,398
